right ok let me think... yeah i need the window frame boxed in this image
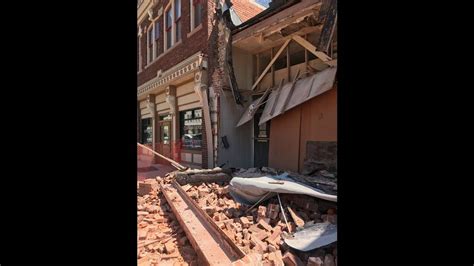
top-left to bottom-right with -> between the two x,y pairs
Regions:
190,0 -> 203,31
179,108 -> 203,150
174,0 -> 182,42
164,3 -> 173,50
153,19 -> 162,58
147,25 -> 154,64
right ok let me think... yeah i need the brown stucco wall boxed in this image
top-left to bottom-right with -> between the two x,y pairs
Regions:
268,86 -> 337,172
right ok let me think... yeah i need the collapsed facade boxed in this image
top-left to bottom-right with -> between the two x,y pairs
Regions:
218,0 -> 337,174
138,0 -> 336,173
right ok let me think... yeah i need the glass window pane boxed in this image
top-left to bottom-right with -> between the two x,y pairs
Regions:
176,21 -> 181,42
166,30 -> 172,48
180,109 -> 203,149
166,9 -> 172,27
175,0 -> 181,18
161,125 -> 170,144
154,21 -> 160,40
194,3 -> 202,27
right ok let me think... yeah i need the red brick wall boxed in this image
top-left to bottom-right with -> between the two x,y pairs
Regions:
138,0 -> 209,87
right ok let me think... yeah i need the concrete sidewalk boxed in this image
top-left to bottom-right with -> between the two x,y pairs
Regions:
137,156 -> 175,181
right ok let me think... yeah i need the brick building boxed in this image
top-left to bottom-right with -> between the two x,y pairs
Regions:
137,0 -> 264,168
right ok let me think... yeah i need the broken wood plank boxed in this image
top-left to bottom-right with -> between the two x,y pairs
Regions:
287,207 -> 305,228
181,184 -> 192,192
138,239 -> 161,248
292,35 -> 332,62
251,39 -> 291,91
161,182 -> 245,264
317,0 -> 337,53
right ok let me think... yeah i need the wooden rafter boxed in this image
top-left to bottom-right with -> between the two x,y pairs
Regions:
250,39 -> 291,91
291,35 -> 334,65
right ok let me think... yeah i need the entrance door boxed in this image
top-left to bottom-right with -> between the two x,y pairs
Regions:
254,110 -> 270,167
157,119 -> 172,164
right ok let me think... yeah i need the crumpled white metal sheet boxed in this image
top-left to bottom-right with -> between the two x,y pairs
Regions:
283,222 -> 337,251
228,173 -> 337,205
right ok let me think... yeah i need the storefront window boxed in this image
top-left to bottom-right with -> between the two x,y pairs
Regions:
141,118 -> 153,144
180,108 -> 202,149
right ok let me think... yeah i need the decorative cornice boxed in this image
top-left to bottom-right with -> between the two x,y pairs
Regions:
137,52 -> 207,97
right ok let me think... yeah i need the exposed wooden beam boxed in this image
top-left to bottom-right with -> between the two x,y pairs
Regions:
250,39 -> 291,91
316,0 -> 337,53
292,35 -> 332,62
247,26 -> 321,55
233,0 -> 323,43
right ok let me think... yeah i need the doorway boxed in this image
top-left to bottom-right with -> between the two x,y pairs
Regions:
253,109 -> 270,168
157,114 -> 172,164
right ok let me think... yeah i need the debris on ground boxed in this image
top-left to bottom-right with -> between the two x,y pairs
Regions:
138,166 -> 337,265
137,178 -> 198,266
183,180 -> 337,265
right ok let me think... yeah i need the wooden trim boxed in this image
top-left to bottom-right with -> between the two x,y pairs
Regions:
250,39 -> 291,91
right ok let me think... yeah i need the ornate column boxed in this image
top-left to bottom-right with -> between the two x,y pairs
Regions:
195,69 -> 214,169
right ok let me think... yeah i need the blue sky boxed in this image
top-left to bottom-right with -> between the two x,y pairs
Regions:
255,0 -> 270,8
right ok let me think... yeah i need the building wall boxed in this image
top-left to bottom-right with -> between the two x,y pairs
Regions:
138,76 -> 207,168
138,0 -> 209,86
268,86 -> 337,172
216,47 -> 254,168
217,92 -> 254,168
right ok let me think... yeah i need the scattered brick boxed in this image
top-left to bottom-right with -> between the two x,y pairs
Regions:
307,257 -> 323,266
164,242 -> 176,254
258,219 -> 273,231
282,251 -> 304,266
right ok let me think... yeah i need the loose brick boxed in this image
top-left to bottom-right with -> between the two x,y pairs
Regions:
307,257 -> 323,266
249,224 -> 263,234
267,203 -> 280,220
164,242 -> 176,254
268,244 -> 277,253
254,230 -> 269,241
282,251 -> 304,266
203,206 -> 216,216
240,216 -> 252,228
139,229 -> 148,240
138,182 -> 153,196
250,235 -> 268,254
181,184 -> 192,192
258,219 -> 273,231
258,206 -> 267,218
